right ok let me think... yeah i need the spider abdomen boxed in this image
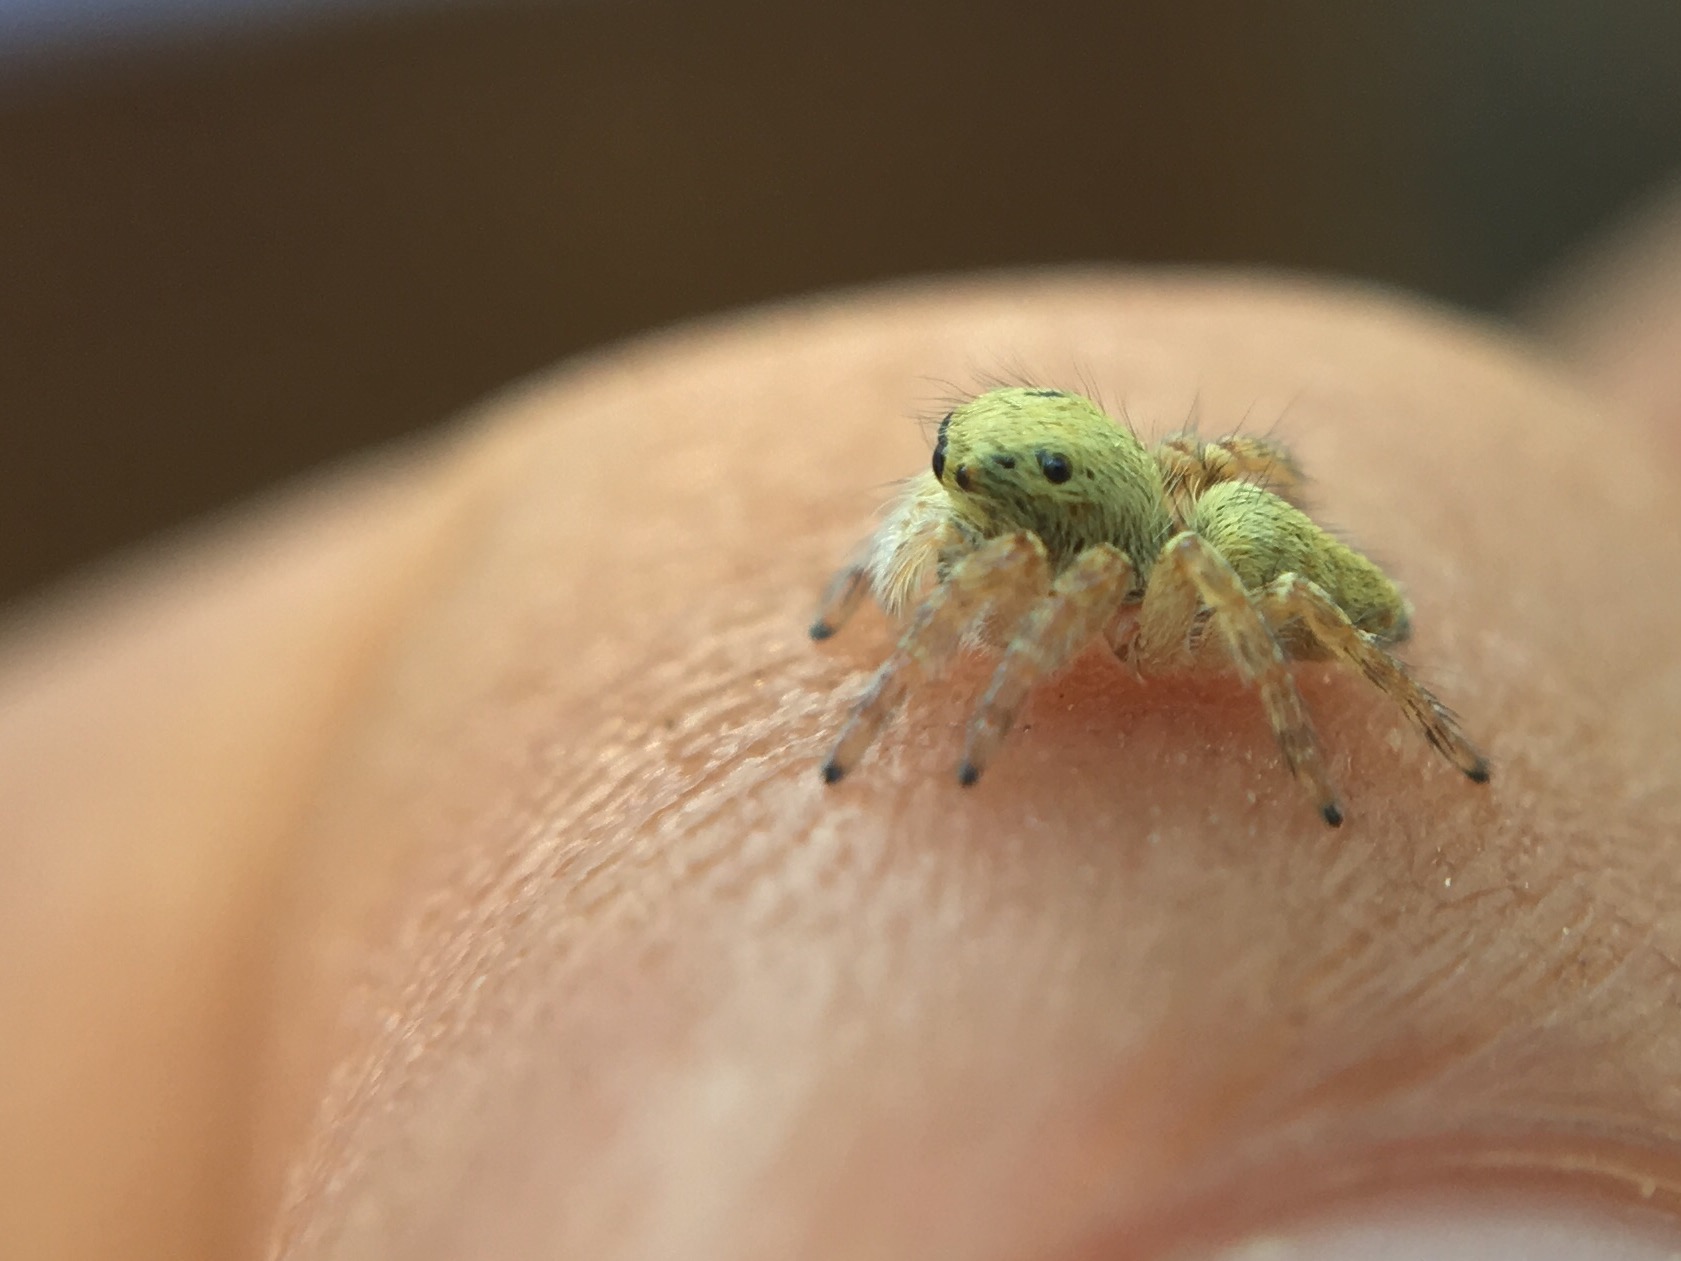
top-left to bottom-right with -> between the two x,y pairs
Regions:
1190,481 -> 1410,642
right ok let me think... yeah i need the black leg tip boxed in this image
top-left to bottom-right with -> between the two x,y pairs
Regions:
809,622 -> 835,641
821,760 -> 845,785
1321,802 -> 1344,828
957,761 -> 981,787
1466,760 -> 1491,784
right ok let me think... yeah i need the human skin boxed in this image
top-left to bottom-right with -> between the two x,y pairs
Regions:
1528,179 -> 1681,453
1,269 -> 1679,1261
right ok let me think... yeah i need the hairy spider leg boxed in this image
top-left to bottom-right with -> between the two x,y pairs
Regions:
1258,574 -> 1491,782
810,563 -> 870,640
1156,434 -> 1308,525
821,533 -> 1050,783
1137,533 -> 1344,827
960,544 -> 1138,785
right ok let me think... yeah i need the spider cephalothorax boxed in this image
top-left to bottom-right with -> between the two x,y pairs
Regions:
810,387 -> 1488,826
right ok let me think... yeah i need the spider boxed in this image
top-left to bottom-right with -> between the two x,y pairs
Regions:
809,386 -> 1489,826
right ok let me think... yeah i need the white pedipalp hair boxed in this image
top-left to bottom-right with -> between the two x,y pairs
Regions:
862,473 -> 953,619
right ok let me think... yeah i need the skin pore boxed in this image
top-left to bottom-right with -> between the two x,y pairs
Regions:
1,269 -> 1680,1260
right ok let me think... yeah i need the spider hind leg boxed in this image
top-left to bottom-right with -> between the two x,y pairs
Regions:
1258,574 -> 1490,783
1155,433 -> 1308,525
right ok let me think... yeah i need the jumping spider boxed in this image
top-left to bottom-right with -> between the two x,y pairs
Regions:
809,386 -> 1489,826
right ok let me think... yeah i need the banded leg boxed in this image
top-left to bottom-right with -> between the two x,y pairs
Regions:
811,475 -> 961,636
960,545 -> 1137,785
1259,574 -> 1490,782
822,532 -> 1049,783
810,563 -> 869,640
1156,433 -> 1307,525
1132,531 -> 1210,671
1139,533 -> 1343,826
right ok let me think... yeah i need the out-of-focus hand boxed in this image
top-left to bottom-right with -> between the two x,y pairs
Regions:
3,268 -> 1680,1260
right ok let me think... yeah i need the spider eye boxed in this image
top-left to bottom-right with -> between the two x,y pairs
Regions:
932,412 -> 951,481
1038,451 -> 1072,483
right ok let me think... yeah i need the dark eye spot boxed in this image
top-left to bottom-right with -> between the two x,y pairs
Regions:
1038,451 -> 1073,483
931,412 -> 951,480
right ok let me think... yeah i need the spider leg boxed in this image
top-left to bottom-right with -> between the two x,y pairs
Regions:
1217,435 -> 1306,500
809,563 -> 869,640
1155,434 -> 1308,525
822,532 -> 1049,783
1258,574 -> 1491,782
811,475 -> 960,636
960,545 -> 1137,785
1101,606 -> 1142,670
1137,533 -> 1344,826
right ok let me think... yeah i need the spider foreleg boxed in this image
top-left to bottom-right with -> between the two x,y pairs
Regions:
960,544 -> 1138,785
1258,574 -> 1490,782
821,532 -> 1049,783
809,563 -> 870,640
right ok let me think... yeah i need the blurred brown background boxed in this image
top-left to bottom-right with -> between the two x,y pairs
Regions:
2,0 -> 1679,606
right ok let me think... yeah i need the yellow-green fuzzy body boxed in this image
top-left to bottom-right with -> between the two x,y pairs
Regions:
1191,481 -> 1411,642
935,389 -> 1173,576
930,387 -> 1410,642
